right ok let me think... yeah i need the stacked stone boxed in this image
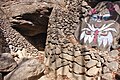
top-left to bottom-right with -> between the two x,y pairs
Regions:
45,0 -> 84,79
1,19 -> 39,58
82,49 -> 119,80
0,28 -> 10,53
0,0 -> 53,59
45,0 -> 120,80
45,42 -> 119,80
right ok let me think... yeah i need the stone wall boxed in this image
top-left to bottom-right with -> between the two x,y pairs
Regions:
0,0 -> 53,56
44,0 -> 120,80
0,1 -> 51,79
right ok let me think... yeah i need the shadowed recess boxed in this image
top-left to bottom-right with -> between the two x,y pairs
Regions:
11,7 -> 53,51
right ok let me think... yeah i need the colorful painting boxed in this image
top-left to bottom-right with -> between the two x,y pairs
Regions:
80,22 -> 117,47
75,1 -> 120,50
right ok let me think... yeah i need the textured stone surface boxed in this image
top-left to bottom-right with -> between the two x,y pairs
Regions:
85,76 -> 94,80
96,62 -> 101,68
74,56 -> 84,66
103,66 -> 110,73
102,73 -> 113,80
86,60 -> 98,68
45,0 -> 120,80
109,50 -> 119,58
0,53 -> 17,72
86,66 -> 99,76
69,62 -> 86,74
84,55 -> 91,61
108,61 -> 119,72
4,59 -> 45,80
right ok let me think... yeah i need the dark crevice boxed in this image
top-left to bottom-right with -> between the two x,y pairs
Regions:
118,38 -> 120,44
115,74 -> 120,80
11,7 -> 53,51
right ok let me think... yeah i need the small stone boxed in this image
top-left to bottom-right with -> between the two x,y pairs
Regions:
82,1 -> 88,6
86,66 -> 99,76
109,50 -> 119,58
16,50 -> 23,58
91,53 -> 96,60
75,56 -> 84,66
107,57 -> 115,62
76,75 -> 85,80
0,53 -> 17,72
107,61 -> 119,72
84,55 -> 91,61
103,66 -> 110,73
55,47 -> 61,54
74,51 -> 81,57
69,63 -> 86,74
86,60 -> 98,68
95,54 -> 105,63
21,48 -> 27,57
57,65 -> 69,75
9,45 -> 13,49
51,58 -> 69,70
14,57 -> 19,63
102,73 -> 113,80
83,52 -> 91,55
60,53 -> 73,61
100,58 -> 105,63
96,62 -> 101,68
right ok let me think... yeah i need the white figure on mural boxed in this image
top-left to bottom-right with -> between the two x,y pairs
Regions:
75,1 -> 120,50
80,22 -> 117,47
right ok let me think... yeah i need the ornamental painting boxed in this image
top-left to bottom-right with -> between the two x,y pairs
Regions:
75,1 -> 120,51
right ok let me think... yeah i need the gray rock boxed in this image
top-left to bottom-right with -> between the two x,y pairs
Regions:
96,62 -> 101,68
86,66 -> 99,76
84,55 -> 91,61
107,61 -> 119,72
55,47 -> 61,55
86,60 -> 98,68
103,66 -> 110,73
107,57 -> 115,62
109,50 -> 119,58
0,53 -> 17,72
4,58 -> 45,80
102,73 -> 113,80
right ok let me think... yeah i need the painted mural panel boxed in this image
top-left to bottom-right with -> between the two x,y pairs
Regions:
75,1 -> 120,51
